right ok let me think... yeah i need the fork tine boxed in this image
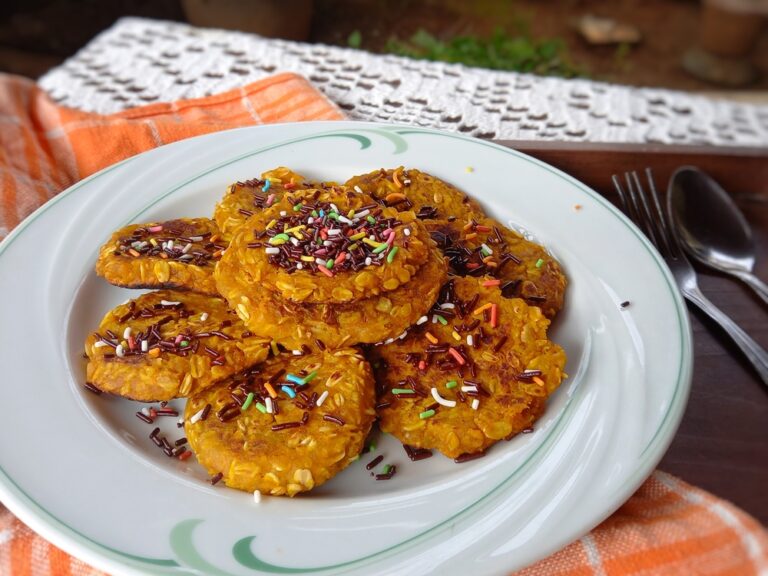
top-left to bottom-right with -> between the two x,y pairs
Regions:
620,171 -> 660,248
629,171 -> 661,248
642,168 -> 676,256
613,173 -> 647,236
621,172 -> 645,226
612,174 -> 631,213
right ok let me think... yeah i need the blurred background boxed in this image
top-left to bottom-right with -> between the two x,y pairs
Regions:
0,0 -> 766,101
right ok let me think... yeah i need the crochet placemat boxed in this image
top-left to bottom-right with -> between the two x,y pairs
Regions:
38,17 -> 768,147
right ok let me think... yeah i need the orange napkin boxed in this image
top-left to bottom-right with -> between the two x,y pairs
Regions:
0,72 -> 766,575
0,72 -> 343,241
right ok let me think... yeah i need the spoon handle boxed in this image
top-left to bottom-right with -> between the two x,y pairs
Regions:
685,286 -> 768,387
733,270 -> 768,307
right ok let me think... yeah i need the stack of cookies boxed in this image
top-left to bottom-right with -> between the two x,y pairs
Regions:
83,166 -> 567,496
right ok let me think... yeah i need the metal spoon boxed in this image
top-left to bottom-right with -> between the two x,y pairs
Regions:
668,166 -> 768,306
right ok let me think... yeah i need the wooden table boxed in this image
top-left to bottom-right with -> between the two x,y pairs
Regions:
501,141 -> 768,524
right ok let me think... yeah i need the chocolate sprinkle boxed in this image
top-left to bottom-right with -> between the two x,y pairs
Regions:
136,411 -> 153,424
322,414 -> 345,426
83,382 -> 103,395
375,465 -> 397,480
271,421 -> 301,431
403,444 -> 433,462
366,455 -> 384,470
454,451 -> 486,464
209,472 -> 223,485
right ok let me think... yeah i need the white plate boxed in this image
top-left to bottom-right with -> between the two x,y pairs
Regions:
0,122 -> 692,576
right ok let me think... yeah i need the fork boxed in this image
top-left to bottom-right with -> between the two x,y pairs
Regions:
613,168 -> 768,387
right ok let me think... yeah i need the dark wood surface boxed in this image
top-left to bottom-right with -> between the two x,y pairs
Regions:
499,141 -> 768,525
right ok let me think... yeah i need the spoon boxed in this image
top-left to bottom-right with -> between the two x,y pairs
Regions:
668,166 -> 768,306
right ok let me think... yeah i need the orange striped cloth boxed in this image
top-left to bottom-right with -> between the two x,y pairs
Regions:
0,71 -> 343,241
0,72 -> 766,575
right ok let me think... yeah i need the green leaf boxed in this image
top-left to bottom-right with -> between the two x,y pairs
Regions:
384,28 -> 585,78
348,29 -> 362,49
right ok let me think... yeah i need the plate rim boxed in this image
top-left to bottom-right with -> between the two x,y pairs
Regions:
0,121 -> 693,575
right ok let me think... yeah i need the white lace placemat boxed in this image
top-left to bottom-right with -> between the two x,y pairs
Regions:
38,17 -> 768,146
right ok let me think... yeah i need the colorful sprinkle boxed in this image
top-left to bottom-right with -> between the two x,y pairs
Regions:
435,315 -> 448,325
265,382 -> 277,398
263,180 -> 271,192
392,388 -> 415,395
302,370 -> 319,384
472,303 -> 492,316
490,304 -> 499,328
431,388 -> 457,408
448,347 -> 466,366
386,246 -> 399,263
535,258 -> 544,268
318,265 -> 334,278
416,316 -> 428,325
482,279 -> 501,287
281,385 -> 297,399
189,407 -> 206,424
241,392 -> 255,411
425,332 -> 438,345
471,399 -> 480,410
419,409 -> 436,419
286,374 -> 304,385
316,390 -> 329,406
255,402 -> 267,414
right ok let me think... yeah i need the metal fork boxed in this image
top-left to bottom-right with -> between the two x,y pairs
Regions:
613,169 -> 768,387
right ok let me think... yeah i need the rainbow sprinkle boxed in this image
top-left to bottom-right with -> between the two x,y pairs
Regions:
241,392 -> 255,411
281,385 -> 297,399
